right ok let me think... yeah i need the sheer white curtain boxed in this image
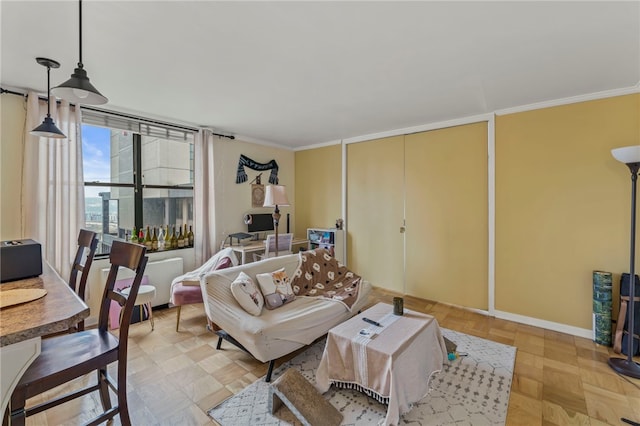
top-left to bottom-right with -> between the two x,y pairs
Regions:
194,129 -> 217,265
23,91 -> 85,280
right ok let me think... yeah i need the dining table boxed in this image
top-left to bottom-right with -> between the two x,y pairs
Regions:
0,260 -> 89,416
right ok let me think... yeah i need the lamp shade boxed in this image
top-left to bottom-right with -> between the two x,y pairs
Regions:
30,57 -> 66,139
31,116 -> 66,139
51,66 -> 108,105
612,145 -> 640,164
263,185 -> 290,207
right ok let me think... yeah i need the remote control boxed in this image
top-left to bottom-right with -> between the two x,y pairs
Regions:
362,317 -> 381,327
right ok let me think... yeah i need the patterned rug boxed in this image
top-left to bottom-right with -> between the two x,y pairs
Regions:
209,329 -> 516,425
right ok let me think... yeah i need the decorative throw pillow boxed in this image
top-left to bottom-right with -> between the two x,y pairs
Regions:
230,272 -> 264,316
256,268 -> 296,310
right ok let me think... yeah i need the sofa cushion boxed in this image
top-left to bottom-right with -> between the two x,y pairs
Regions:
256,268 -> 296,310
230,272 -> 264,316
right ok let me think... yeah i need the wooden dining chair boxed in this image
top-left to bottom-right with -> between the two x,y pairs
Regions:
9,240 -> 148,426
68,228 -> 99,331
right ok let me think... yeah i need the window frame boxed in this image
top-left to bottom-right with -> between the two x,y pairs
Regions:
81,108 -> 196,256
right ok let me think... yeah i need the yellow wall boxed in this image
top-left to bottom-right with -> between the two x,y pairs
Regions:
405,123 -> 488,309
294,144 -> 342,238
1,94 -> 27,240
347,136 -> 405,292
496,94 -> 639,329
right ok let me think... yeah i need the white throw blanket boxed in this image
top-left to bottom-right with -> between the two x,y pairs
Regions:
169,247 -> 238,305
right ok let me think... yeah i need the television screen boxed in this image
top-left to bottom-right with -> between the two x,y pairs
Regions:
247,213 -> 275,233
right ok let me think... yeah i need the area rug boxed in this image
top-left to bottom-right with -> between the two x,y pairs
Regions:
209,329 -> 516,425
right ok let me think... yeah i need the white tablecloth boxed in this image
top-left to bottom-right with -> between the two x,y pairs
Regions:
316,302 -> 448,426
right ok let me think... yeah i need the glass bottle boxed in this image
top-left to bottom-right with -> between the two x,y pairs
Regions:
158,226 -> 165,251
164,224 -> 171,249
188,225 -> 194,247
138,228 -> 144,242
152,226 -> 158,251
171,226 -> 178,249
131,228 -> 138,244
177,225 -> 185,248
144,226 -> 153,251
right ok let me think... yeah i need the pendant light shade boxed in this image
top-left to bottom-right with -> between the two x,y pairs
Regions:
52,65 -> 107,105
51,0 -> 107,105
31,57 -> 66,139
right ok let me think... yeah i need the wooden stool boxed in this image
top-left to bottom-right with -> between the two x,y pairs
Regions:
121,285 -> 156,330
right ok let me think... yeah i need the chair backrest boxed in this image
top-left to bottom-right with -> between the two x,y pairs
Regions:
264,233 -> 294,257
69,229 -> 99,301
97,241 -> 148,347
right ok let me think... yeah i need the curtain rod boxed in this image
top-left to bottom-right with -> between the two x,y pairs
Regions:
0,87 -> 235,140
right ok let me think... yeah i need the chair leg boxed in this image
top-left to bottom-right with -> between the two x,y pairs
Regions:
117,362 -> 131,426
9,388 -> 26,426
147,303 -> 154,331
176,306 -> 182,332
98,368 -> 112,413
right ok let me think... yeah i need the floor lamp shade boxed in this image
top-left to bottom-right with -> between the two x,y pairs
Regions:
608,144 -> 640,379
263,185 -> 290,257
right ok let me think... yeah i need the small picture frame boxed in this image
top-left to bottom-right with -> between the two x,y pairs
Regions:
251,184 -> 265,207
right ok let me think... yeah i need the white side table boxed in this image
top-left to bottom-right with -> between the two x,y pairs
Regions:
121,285 -> 156,330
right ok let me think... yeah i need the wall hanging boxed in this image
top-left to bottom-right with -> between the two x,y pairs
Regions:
236,155 -> 279,185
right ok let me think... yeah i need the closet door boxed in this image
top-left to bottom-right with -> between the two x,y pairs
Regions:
404,123 -> 488,309
347,136 -> 404,293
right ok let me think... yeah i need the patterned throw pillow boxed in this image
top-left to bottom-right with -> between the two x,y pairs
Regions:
256,268 -> 296,310
230,272 -> 264,316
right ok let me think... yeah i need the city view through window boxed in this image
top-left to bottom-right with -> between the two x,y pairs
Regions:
83,123 -> 194,255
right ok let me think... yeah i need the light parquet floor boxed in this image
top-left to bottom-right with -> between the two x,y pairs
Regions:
19,288 -> 640,425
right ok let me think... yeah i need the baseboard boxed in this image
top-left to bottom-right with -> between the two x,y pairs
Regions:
493,309 -> 593,339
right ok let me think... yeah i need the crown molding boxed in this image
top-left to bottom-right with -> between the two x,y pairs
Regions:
293,139 -> 343,152
494,85 -> 640,116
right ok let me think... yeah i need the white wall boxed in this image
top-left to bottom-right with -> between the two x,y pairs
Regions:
213,137 -> 296,248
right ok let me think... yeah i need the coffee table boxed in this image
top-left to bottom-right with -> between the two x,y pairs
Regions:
316,302 -> 447,426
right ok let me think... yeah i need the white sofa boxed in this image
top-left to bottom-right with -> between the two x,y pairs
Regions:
201,253 -> 372,381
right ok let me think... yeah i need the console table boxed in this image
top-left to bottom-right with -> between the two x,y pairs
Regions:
0,261 -> 89,415
316,302 -> 448,426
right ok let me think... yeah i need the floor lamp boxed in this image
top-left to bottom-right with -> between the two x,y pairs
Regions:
609,145 -> 640,379
263,185 -> 290,257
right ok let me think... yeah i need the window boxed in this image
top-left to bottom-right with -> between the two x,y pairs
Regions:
82,110 -> 195,255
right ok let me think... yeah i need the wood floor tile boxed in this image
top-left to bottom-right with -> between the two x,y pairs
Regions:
514,332 -> 545,356
541,400 -> 591,425
507,391 -> 543,424
583,382 -> 638,424
511,373 -> 543,400
542,384 -> 588,417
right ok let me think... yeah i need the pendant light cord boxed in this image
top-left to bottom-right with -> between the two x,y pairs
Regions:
46,65 -> 52,118
78,0 -> 83,68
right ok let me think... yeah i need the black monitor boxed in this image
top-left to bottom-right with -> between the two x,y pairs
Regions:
246,213 -> 275,233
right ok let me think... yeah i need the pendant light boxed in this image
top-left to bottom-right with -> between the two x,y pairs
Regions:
51,0 -> 107,105
31,57 -> 66,139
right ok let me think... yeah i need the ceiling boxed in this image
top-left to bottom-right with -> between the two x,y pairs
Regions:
2,1 -> 639,149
